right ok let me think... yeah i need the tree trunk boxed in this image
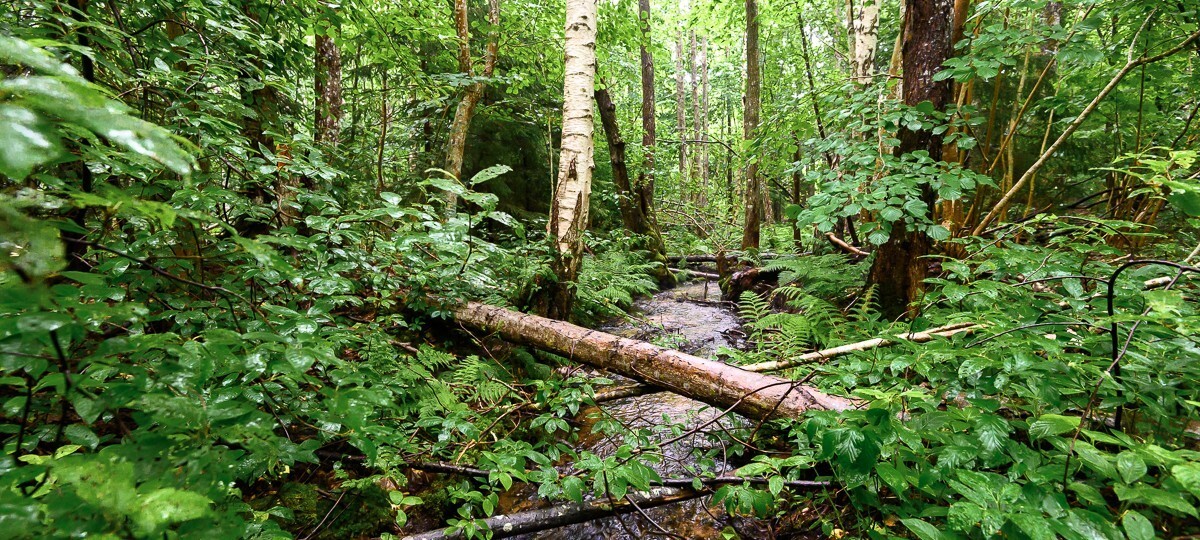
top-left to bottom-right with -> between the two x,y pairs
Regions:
634,0 -> 672,286
866,0 -> 954,319
537,0 -> 598,320
314,32 -> 343,148
851,0 -> 881,84
442,0 -> 501,216
740,0 -> 762,250
454,302 -> 854,419
675,31 -> 688,177
699,37 -> 711,191
595,88 -> 644,232
403,488 -> 705,540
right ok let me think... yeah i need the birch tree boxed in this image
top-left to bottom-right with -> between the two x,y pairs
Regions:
538,0 -> 598,320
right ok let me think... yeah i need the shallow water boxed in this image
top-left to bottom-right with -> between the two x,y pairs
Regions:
515,281 -> 765,540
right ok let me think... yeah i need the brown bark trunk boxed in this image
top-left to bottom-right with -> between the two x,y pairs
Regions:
442,0 -> 501,216
675,31 -> 688,176
867,0 -> 954,319
595,88 -> 644,232
635,0 -> 672,286
455,302 -> 854,419
314,33 -> 343,148
740,0 -> 762,250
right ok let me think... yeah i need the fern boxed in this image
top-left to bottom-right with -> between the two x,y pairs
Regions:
763,254 -> 864,299
738,291 -> 772,342
574,249 -> 661,322
849,284 -> 880,325
447,355 -> 512,405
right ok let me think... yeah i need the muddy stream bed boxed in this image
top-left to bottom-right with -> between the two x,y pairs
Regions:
505,280 -> 774,539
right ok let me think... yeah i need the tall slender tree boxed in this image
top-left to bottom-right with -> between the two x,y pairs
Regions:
866,0 -> 954,318
538,0 -> 598,320
314,24 -> 343,149
443,0 -> 501,216
740,0 -> 762,250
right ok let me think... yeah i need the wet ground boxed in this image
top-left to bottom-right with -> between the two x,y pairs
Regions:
514,280 -> 768,540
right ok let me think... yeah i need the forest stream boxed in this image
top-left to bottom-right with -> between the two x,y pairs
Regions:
507,280 -> 768,539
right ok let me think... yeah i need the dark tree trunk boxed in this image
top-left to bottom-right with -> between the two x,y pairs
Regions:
314,33 -> 343,148
740,0 -> 762,250
62,0 -> 95,271
634,0 -> 673,286
595,88 -> 645,233
867,0 -> 954,319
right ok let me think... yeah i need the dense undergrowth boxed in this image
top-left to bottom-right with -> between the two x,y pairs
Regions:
4,2 -> 1200,538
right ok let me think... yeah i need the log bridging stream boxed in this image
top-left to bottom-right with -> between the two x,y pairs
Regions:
454,302 -> 854,421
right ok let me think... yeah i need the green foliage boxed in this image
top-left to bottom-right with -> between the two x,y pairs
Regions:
572,235 -> 661,323
733,221 -> 1200,538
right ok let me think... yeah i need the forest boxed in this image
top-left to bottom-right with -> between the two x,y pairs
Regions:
2,0 -> 1200,537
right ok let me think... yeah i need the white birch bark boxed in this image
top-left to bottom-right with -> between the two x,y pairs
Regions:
549,0 -> 597,257
851,0 -> 880,83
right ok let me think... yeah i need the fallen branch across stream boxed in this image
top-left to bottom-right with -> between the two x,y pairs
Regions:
666,252 -> 781,263
669,267 -> 720,280
401,487 -> 706,540
742,322 -> 979,373
454,302 -> 855,420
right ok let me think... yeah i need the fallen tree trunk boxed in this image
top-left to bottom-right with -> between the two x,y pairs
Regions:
666,252 -> 781,263
402,487 -> 705,540
455,302 -> 854,419
670,268 -> 720,280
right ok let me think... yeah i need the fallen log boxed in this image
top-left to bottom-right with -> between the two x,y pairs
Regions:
743,322 -> 978,373
666,252 -> 781,263
593,383 -> 659,402
401,487 -> 706,540
455,302 -> 854,420
670,267 -> 720,280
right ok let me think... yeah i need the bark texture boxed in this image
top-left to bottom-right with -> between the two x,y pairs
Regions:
851,0 -> 881,83
539,0 -> 598,320
867,0 -> 954,319
595,88 -> 644,232
674,31 -> 688,175
402,488 -> 704,540
442,0 -> 501,215
634,0 -> 671,285
740,0 -> 762,250
455,302 -> 853,420
314,33 -> 343,147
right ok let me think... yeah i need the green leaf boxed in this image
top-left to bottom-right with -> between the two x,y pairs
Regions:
1114,485 -> 1198,517
562,476 -> 584,503
1169,191 -> 1200,217
1028,414 -> 1080,439
134,489 -> 212,533
0,105 -> 63,179
0,36 -> 84,79
1121,510 -> 1155,540
468,165 -> 512,185
1116,451 -> 1147,484
1173,463 -> 1200,499
901,518 -> 946,540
